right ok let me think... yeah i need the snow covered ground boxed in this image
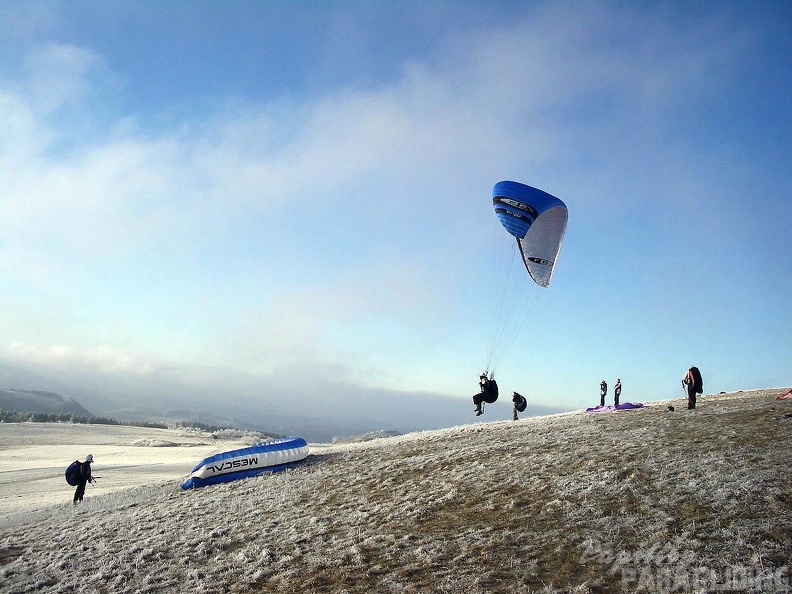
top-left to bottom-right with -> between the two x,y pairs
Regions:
0,423 -> 258,514
1,389 -> 790,593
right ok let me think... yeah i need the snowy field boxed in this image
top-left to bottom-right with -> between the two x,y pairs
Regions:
0,389 -> 790,593
0,423 -> 259,515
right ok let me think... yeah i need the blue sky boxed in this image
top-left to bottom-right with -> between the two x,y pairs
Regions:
1,0 -> 790,412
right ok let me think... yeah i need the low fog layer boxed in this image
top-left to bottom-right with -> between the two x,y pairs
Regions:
0,359 -> 570,441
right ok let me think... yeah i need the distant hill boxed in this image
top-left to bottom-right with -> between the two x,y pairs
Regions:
0,359 -> 572,441
0,389 -> 93,416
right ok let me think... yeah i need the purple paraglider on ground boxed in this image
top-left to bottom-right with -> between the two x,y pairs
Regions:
585,403 -> 644,413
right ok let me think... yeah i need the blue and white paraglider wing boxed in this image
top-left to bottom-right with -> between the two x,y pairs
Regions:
181,436 -> 309,490
493,181 -> 568,287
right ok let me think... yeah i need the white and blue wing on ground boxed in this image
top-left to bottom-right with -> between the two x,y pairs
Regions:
181,436 -> 308,489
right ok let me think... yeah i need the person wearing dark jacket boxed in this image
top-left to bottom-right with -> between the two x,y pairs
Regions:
73,454 -> 94,504
683,366 -> 703,409
512,391 -> 527,421
473,373 -> 498,416
599,380 -> 607,407
614,379 -> 622,406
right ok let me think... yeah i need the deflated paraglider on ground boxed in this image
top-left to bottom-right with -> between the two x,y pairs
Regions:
181,437 -> 308,489
585,403 -> 645,413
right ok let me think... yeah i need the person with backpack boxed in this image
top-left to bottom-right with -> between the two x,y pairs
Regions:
473,372 -> 498,416
682,366 -> 703,409
69,454 -> 94,504
512,391 -> 527,420
614,379 -> 622,406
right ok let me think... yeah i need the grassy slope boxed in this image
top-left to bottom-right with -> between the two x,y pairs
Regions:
0,389 -> 790,594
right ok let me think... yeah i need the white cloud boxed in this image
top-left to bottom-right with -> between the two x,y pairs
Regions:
2,8 -> 750,258
215,255 -> 455,375
3,342 -> 168,376
22,43 -> 105,114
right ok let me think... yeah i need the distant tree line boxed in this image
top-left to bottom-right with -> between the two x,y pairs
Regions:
184,420 -> 236,433
0,409 -> 165,429
0,409 -> 265,435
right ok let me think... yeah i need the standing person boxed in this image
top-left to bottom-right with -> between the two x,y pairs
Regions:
614,379 -> 622,406
73,454 -> 94,504
599,380 -> 607,407
682,366 -> 703,409
512,391 -> 527,421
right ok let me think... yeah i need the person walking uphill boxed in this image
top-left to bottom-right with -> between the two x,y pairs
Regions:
512,391 -> 527,421
73,454 -> 94,504
614,379 -> 622,406
683,366 -> 703,409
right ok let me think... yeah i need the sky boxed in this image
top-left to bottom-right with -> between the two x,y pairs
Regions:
1,0 -> 790,413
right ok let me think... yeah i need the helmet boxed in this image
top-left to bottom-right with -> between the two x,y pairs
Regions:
85,454 -> 94,462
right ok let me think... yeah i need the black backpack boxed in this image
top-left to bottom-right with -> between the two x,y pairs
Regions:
483,379 -> 499,403
65,460 -> 82,486
690,366 -> 703,394
514,393 -> 527,412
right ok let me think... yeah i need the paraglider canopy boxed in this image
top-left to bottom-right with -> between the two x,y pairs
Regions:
493,181 -> 568,287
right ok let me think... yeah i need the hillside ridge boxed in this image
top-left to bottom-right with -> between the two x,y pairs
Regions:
0,388 -> 790,593
0,388 -> 93,416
